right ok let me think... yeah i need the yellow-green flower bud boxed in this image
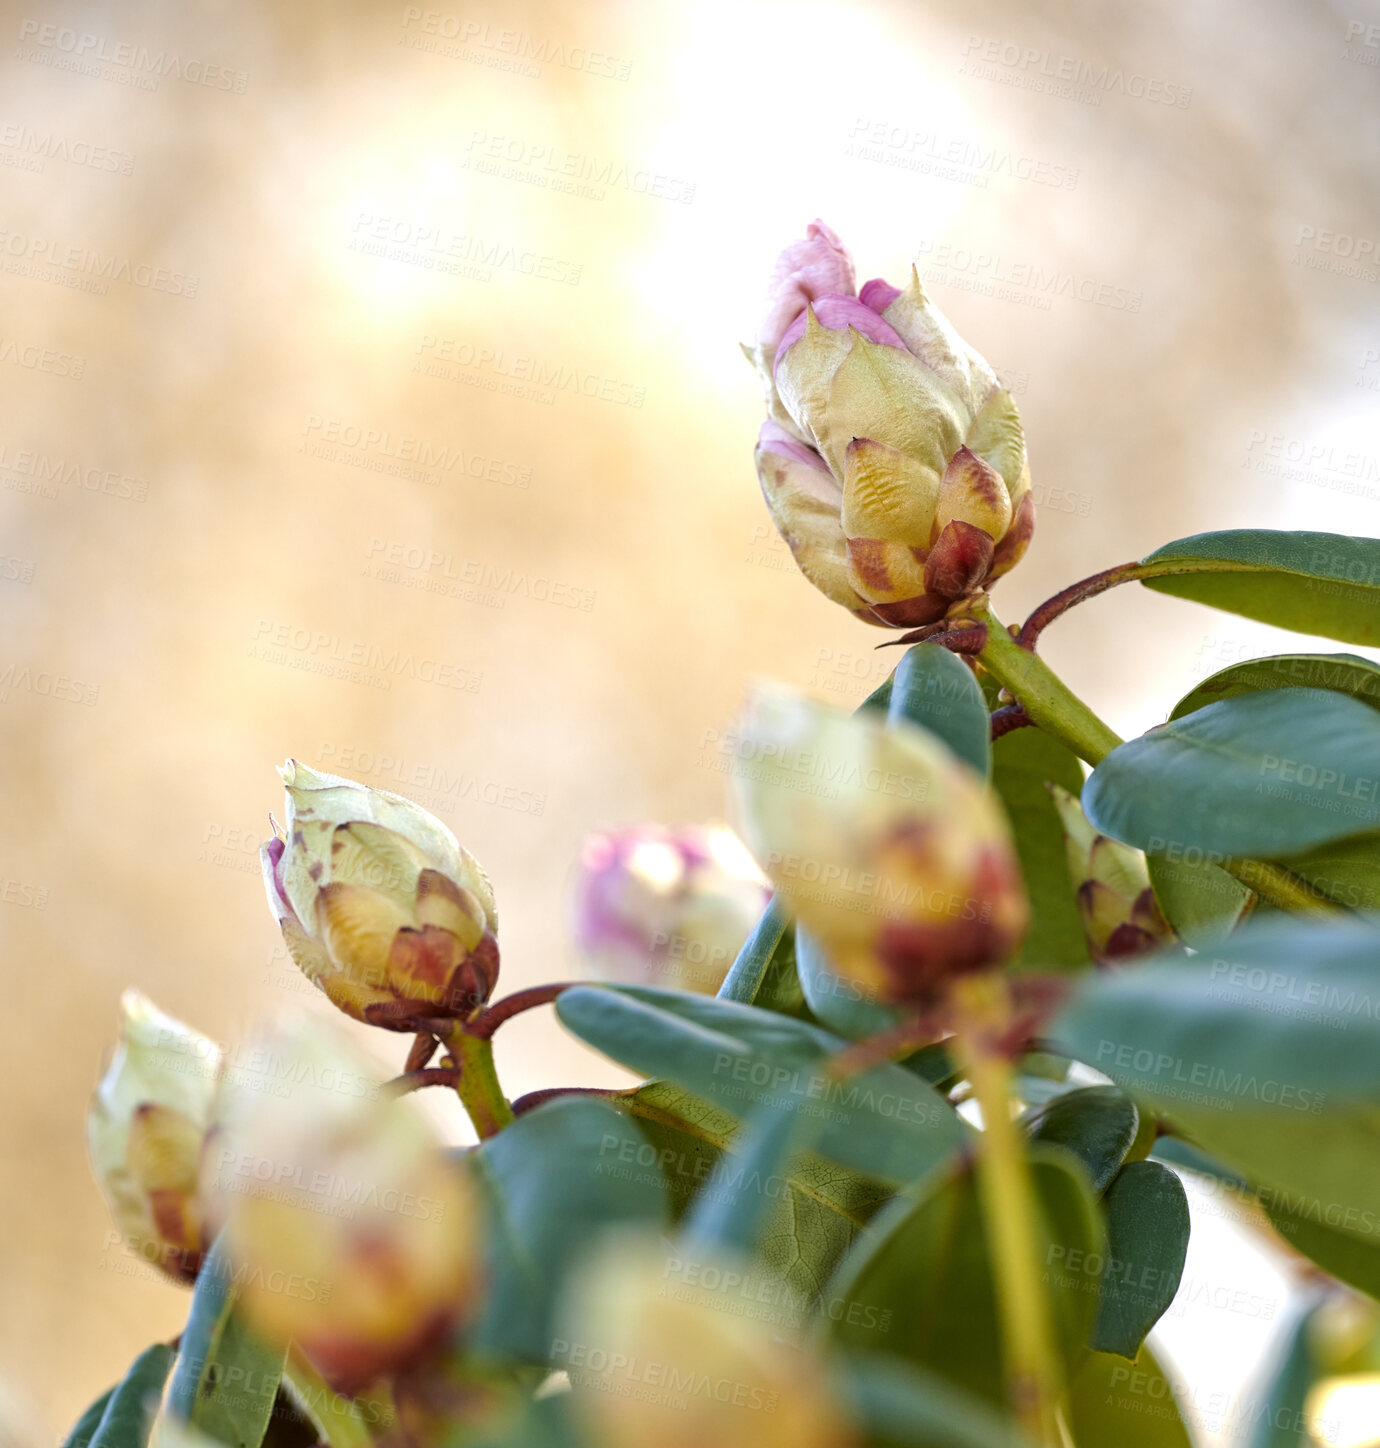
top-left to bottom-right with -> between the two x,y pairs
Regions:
261,761 -> 499,1026
559,1238 -> 856,1448
87,991 -> 222,1283
207,1022 -> 483,1396
732,683 -> 1027,1003
1050,786 -> 1174,964
749,225 -> 1033,627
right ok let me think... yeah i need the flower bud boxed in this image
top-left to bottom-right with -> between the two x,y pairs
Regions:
1050,786 -> 1173,964
747,224 -> 1032,626
559,1238 -> 855,1448
732,684 -> 1027,1003
207,1022 -> 482,1396
87,991 -> 222,1283
571,825 -> 770,994
262,761 -> 499,1025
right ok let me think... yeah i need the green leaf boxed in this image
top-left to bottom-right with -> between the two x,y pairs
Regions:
167,1239 -> 284,1448
887,642 -> 991,775
1246,1300 -> 1326,1448
1021,1086 -> 1139,1195
67,1346 -> 175,1448
1052,917 -> 1380,1245
795,924 -> 907,1040
468,1096 -> 673,1363
1271,832 -> 1380,910
990,717 -> 1090,971
1090,1162 -> 1190,1358
557,984 -> 967,1187
1265,1195 -> 1380,1299
1066,1346 -> 1193,1448
1082,688 -> 1380,858
823,1149 -> 1104,1406
1139,529 -> 1380,646
833,1354 -> 1036,1447
1146,853 -> 1254,949
1170,652 -> 1380,720
618,1081 -> 893,1328
61,1388 -> 116,1448
716,895 -> 793,1006
466,1393 -> 589,1448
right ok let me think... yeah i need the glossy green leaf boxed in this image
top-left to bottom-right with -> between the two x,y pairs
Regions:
1053,917 -> 1380,1244
1246,1300 -> 1326,1448
1139,529 -> 1380,646
1265,1196 -> 1380,1299
716,895 -> 793,1006
468,1096 -> 673,1362
1066,1346 -> 1193,1448
1082,688 -> 1380,858
887,642 -> 991,775
990,718 -> 1090,971
61,1388 -> 116,1448
1170,652 -> 1380,720
166,1238 -> 284,1448
833,1354 -> 1035,1448
1146,853 -> 1254,949
1091,1162 -> 1190,1358
823,1149 -> 1104,1406
795,923 -> 906,1040
1021,1086 -> 1139,1195
619,1081 -> 892,1326
67,1346 -> 174,1448
557,984 -> 967,1187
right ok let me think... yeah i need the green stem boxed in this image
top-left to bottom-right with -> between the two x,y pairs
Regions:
972,596 -> 1344,916
953,974 -> 1062,1447
446,1027 -> 514,1138
971,597 -> 1122,766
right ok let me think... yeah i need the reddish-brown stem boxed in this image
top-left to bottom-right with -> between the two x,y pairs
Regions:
1016,560 -> 1146,651
989,704 -> 1034,740
826,1008 -> 949,1079
405,1032 -> 440,1073
384,1066 -> 462,1097
509,1086 -> 620,1117
468,983 -> 578,1040
887,622 -> 989,655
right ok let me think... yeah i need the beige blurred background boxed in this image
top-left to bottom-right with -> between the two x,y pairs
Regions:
2,0 -> 1379,1441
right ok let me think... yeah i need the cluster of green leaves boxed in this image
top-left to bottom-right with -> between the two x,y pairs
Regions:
65,530 -> 1380,1448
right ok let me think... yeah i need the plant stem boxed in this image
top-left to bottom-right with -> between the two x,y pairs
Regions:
282,1353 -> 378,1448
444,1027 -> 514,1138
971,597 -> 1343,916
970,597 -> 1122,766
951,974 -> 1062,1447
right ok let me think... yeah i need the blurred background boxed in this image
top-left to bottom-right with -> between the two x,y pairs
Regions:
2,0 -> 1379,1441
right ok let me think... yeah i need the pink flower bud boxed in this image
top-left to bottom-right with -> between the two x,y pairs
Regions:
757,219 -> 856,355
571,825 -> 770,994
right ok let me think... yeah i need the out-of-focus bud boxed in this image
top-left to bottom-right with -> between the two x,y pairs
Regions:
261,761 -> 499,1025
1050,787 -> 1174,964
558,1238 -> 856,1448
87,991 -> 222,1283
746,224 -> 1032,627
207,1022 -> 482,1396
571,824 -> 770,994
732,683 -> 1027,1003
